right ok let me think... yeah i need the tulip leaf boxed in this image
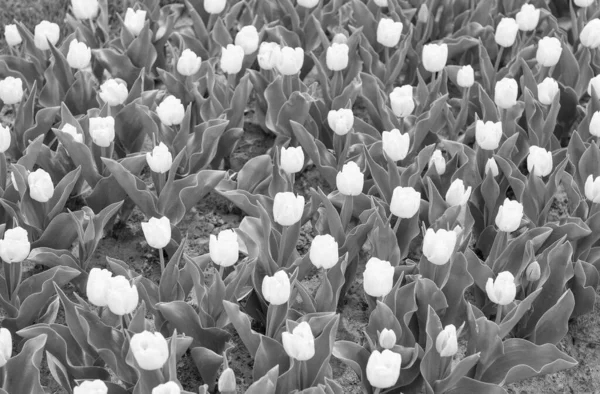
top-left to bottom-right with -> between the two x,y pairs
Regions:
246,365 -> 279,394
190,346 -> 223,390
532,290 -> 574,346
446,377 -> 507,394
254,335 -> 289,383
332,341 -> 372,394
222,300 -> 262,357
2,333 -> 47,394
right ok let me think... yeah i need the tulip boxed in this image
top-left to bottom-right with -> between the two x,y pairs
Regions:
332,33 -> 348,44
177,49 -> 202,76
366,350 -> 401,389
382,128 -> 409,161
73,380 -> 108,394
423,228 -> 456,266
209,229 -> 239,267
146,142 -> 173,174
445,179 -> 472,207
526,261 -> 541,282
220,44 -> 245,74
218,368 -> 236,393
0,125 -> 11,153
536,37 -> 562,67
67,39 -> 92,70
276,47 -> 304,75
418,4 -> 429,23
495,198 -> 523,232
0,76 -> 24,105
155,25 -> 167,41
0,227 -> 30,263
4,24 -> 22,47
336,161 -> 364,196
327,108 -> 354,135
486,271 -> 516,305
429,150 -> 446,175
130,331 -> 169,370
262,270 -> 290,305
515,4 -> 540,31
273,192 -> 304,226
152,381 -> 180,394
527,145 -> 553,177
105,275 -> 139,315
590,111 -> 600,137
72,0 -> 99,19
86,268 -> 113,307
456,65 -> 474,88
377,18 -> 403,48
580,19 -> 600,49
61,123 -> 83,143
390,186 -> 420,219
485,158 -> 499,177
204,0 -> 227,13
309,234 -> 339,269
475,120 -> 502,150
363,257 -> 394,297
89,116 -> 115,147
585,175 -> 600,203
99,79 -> 128,106
537,77 -> 559,105
575,0 -> 594,6
280,146 -> 304,174
156,96 -> 185,126
389,85 -> 414,117
374,0 -> 388,6
34,20 -> 60,50
326,43 -> 349,71
0,328 -> 10,368
235,25 -> 259,55
379,329 -> 396,350
494,78 -> 518,109
124,8 -> 146,37
495,18 -> 518,47
282,322 -> 315,361
589,75 -> 600,96
28,168 -> 54,203
141,216 -> 171,249
257,42 -> 281,70
422,43 -> 448,73
298,0 -> 319,7
436,324 -> 458,357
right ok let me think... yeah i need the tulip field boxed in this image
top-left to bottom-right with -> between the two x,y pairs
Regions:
2,0 -> 600,393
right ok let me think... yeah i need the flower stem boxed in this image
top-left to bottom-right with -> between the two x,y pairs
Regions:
278,225 -> 289,267
494,46 -> 504,73
393,216 -> 402,233
219,265 -> 225,279
4,261 -> 22,300
159,248 -> 165,274
374,389 -> 381,394
495,304 -> 503,325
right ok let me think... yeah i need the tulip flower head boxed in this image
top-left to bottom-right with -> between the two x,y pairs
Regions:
485,157 -> 499,177
327,108 -> 354,135
475,120 -> 503,150
73,380 -> 108,394
71,0 -> 99,20
536,37 -> 562,67
0,76 -> 24,105
363,257 -> 394,297
218,368 -> 236,393
336,161 -> 364,196
537,77 -> 559,105
273,192 -> 304,226
575,0 -> 595,6
429,149 -> 446,175
445,179 -> 472,207
156,95 -> 185,126
580,19 -> 600,49
28,168 -> 54,203
585,175 -> 600,203
146,142 -> 173,174
257,42 -> 281,70
262,270 -> 291,305
61,123 -> 83,143
457,65 -> 474,88
590,111 -> 600,137
298,0 -> 319,7
204,0 -> 227,13
89,116 -> 115,147
99,79 -> 128,106
494,78 -> 518,109
589,75 -> 600,97
276,46 -> 304,75
326,42 -> 349,71
141,216 -> 171,249
86,268 -> 113,307
0,227 -> 30,264
152,381 -> 180,394
309,234 -> 339,269
382,128 -> 410,161
486,271 -> 517,305
282,321 -> 315,361
379,329 -> 397,350
527,145 -> 553,177
495,18 -> 519,47
130,331 -> 169,370
515,4 -> 540,31
66,39 -> 92,70
526,261 -> 541,282
209,229 -> 239,267
0,328 -> 10,368
436,324 -> 458,357
390,186 -> 421,219
0,124 -> 11,153
280,146 -> 304,174
422,228 -> 457,266
177,49 -> 202,76
235,25 -> 259,55
4,24 -> 22,47
124,8 -> 146,37
422,43 -> 448,73
495,198 -> 524,232
34,20 -> 60,50
220,44 -> 245,74
377,18 -> 403,48
105,275 -> 139,315
366,350 -> 401,389
389,85 -> 414,117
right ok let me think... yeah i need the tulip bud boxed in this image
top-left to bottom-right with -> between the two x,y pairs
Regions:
280,146 -> 304,174
257,42 -> 281,70
141,216 -> 171,249
309,234 -> 339,269
389,85 -> 414,118
590,111 -> 600,137
282,321 -> 315,360
98,79 -> 128,106
390,186 -> 420,219
156,95 -> 185,126
495,198 -> 524,232
456,65 -> 474,88
589,75 -> 600,97
67,39 -> 92,70
363,257 -> 394,297
0,76 -> 24,105
366,350 -> 401,389
382,128 -> 410,161
585,174 -> 600,203
495,18 -> 519,47
177,49 -> 202,76
580,19 -> 600,49
336,161 -> 364,196
155,25 -> 167,41
422,43 -> 448,73
73,380 -> 108,394
575,0 -> 594,6
276,46 -> 304,75
204,0 -> 227,13
327,108 -> 354,135
34,20 -> 60,50
445,179 -> 472,207
262,270 -> 291,305
61,123 -> 83,143
209,229 -> 239,267
28,168 -> 54,203
527,145 -> 553,177
378,329 -> 396,350
418,4 -> 429,23
374,0 -> 388,7
0,227 -> 30,263
0,125 -> 11,153
423,228 -> 457,266
11,171 -> 25,192
376,18 -> 403,48
526,261 -> 541,282
537,77 -> 559,105
485,157 -> 499,177
326,43 -> 349,71
494,78 -> 518,109
152,381 -> 180,394
86,268 -> 113,307
218,368 -> 236,393
429,150 -> 446,175
220,44 -> 245,74
130,331 -> 169,370
298,0 -> 319,7
106,275 -> 139,315
436,324 -> 458,357
273,192 -> 304,226
4,24 -> 22,47
89,116 -> 115,147
515,4 -> 540,31
536,37 -> 562,67
486,271 -> 516,305
475,120 -> 503,150
146,142 -> 173,174
71,0 -> 99,20
124,8 -> 146,37
235,25 -> 259,55
332,33 -> 348,44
